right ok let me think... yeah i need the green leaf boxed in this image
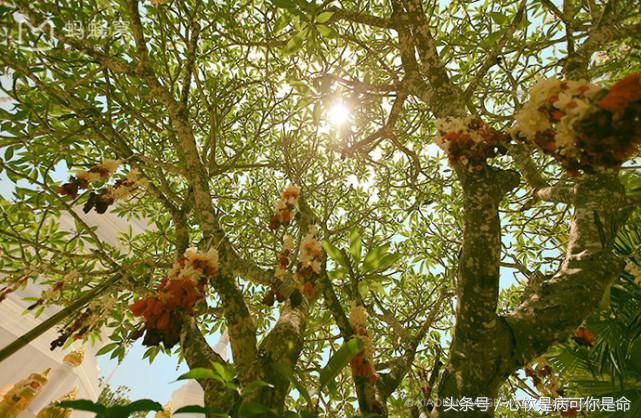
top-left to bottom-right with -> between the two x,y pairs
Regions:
4,146 -> 14,161
315,11 -> 334,23
242,379 -> 274,397
270,0 -> 298,11
58,400 -> 106,414
319,338 -> 364,390
173,405 -> 227,416
316,24 -> 337,38
271,360 -> 312,406
480,30 -> 505,49
377,252 -> 401,271
283,31 -> 306,54
96,342 -> 119,356
212,362 -> 236,382
322,240 -> 349,269
362,244 -> 390,272
115,399 -> 163,414
238,400 -> 277,417
349,229 -> 362,262
0,6 -> 13,20
176,367 -> 218,381
488,11 -> 507,25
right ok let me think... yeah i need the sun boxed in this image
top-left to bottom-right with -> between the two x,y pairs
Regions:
327,102 -> 351,127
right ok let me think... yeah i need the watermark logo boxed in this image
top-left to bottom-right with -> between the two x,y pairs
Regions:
15,18 -> 56,51
3,14 -> 129,51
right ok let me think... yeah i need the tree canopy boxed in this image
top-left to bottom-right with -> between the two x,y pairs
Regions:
0,0 -> 640,417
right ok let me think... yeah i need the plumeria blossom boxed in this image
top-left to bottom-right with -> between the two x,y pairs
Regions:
0,266 -> 42,303
83,169 -> 148,214
27,280 -> 64,311
294,225 -> 323,299
513,73 -> 641,175
59,159 -> 121,198
75,158 -> 120,183
105,168 -> 149,201
263,235 -> 295,306
58,160 -> 147,214
130,247 -> 219,348
269,184 -> 301,230
349,303 -> 377,384
524,357 -> 561,398
434,116 -> 509,169
50,297 -> 116,350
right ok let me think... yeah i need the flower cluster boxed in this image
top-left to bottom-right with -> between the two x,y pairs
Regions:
129,248 -> 218,348
513,73 -> 641,175
50,298 -> 116,350
58,160 -> 148,214
0,268 -> 38,303
293,225 -> 323,300
434,116 -> 510,169
83,169 -> 148,214
263,235 -> 294,306
269,184 -> 301,230
27,281 -> 65,311
524,358 -> 561,398
58,159 -> 120,199
349,303 -> 377,385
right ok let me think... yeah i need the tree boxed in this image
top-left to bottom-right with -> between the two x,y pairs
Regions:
96,378 -> 147,418
0,0 -> 639,417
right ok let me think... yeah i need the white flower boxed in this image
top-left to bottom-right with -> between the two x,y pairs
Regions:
529,77 -> 562,105
110,185 -> 133,200
184,247 -> 218,273
126,168 -> 149,188
178,264 -> 201,284
283,235 -> 294,251
514,102 -> 550,139
297,225 -> 323,273
99,159 -> 121,175
63,270 -> 80,283
349,303 -> 368,330
553,92 -> 574,110
76,170 -> 101,183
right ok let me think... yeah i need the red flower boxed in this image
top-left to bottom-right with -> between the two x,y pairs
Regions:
130,299 -> 149,316
302,282 -> 315,299
550,110 -> 565,122
572,327 -> 596,347
598,72 -> 641,114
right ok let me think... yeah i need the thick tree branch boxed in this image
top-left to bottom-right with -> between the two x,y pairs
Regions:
436,166 -> 519,416
505,173 -> 630,366
180,317 -> 238,413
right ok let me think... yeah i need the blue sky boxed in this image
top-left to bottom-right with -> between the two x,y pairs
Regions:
96,333 -> 222,406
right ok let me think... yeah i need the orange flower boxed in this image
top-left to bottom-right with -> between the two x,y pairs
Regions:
598,72 -> 641,114
550,110 -> 565,121
302,282 -> 315,299
130,299 -> 149,316
572,327 -> 596,347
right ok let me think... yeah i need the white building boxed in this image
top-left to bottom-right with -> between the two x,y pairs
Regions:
0,208 -> 224,416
